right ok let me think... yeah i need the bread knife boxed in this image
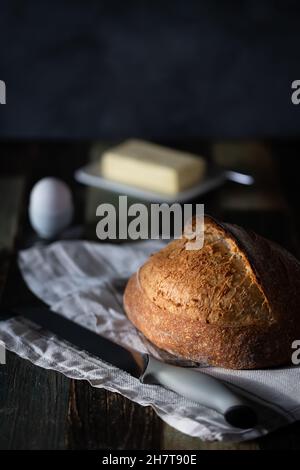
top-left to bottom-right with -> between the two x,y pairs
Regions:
2,301 -> 257,429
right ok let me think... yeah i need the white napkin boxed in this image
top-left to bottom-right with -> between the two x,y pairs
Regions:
0,240 -> 299,442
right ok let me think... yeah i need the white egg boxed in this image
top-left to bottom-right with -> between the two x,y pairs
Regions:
29,177 -> 73,239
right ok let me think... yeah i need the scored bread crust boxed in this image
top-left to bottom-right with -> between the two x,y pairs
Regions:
123,216 -> 300,369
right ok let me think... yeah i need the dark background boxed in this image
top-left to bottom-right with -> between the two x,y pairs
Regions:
0,0 -> 300,139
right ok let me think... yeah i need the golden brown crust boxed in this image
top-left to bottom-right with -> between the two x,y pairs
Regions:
123,216 -> 300,369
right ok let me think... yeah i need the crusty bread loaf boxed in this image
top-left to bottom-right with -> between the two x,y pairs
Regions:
124,216 -> 300,369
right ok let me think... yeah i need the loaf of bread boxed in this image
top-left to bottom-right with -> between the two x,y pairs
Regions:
124,216 -> 300,369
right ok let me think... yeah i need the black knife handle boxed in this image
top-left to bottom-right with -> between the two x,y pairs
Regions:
140,356 -> 257,429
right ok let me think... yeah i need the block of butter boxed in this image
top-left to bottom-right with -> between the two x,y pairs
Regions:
101,139 -> 206,195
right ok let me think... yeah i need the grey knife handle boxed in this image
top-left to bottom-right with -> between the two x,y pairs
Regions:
141,356 -> 257,429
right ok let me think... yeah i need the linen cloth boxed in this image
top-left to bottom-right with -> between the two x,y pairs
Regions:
0,240 -> 299,442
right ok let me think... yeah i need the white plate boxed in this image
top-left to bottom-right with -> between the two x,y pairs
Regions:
74,160 -> 253,203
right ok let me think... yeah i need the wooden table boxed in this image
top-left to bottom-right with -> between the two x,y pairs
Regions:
0,141 -> 300,450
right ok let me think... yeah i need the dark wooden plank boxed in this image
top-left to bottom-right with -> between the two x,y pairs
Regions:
66,379 -> 161,450
0,174 -> 70,449
0,176 -> 25,302
0,353 -> 70,450
0,178 -> 25,250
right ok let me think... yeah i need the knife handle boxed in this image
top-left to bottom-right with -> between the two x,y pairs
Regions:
140,356 -> 257,429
